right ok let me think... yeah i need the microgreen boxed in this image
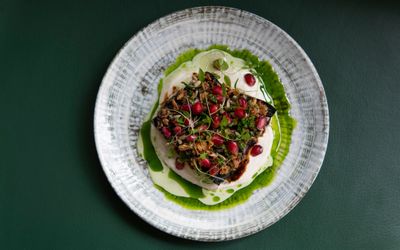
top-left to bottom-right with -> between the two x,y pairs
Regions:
213,58 -> 229,71
198,68 -> 205,81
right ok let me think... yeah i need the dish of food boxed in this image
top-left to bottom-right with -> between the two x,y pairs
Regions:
94,6 -> 329,241
138,48 -> 295,207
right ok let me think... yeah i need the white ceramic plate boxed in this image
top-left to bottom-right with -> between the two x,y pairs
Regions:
94,6 -> 329,241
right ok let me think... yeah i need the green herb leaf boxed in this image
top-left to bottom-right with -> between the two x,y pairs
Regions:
220,116 -> 228,127
182,111 -> 189,117
201,114 -> 212,125
200,152 -> 208,159
213,58 -> 229,71
224,75 -> 231,86
167,147 -> 176,158
221,82 -> 227,96
209,94 -> 217,103
241,131 -> 251,141
234,78 -> 239,89
211,72 -> 220,79
177,117 -> 184,125
198,68 -> 205,81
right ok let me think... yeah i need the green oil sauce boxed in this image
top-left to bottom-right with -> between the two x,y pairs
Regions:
140,120 -> 163,172
167,170 -> 204,198
213,196 -> 221,202
226,189 -> 234,194
140,45 -> 296,210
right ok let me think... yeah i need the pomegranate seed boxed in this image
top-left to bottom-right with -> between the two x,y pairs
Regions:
186,135 -> 197,142
212,134 -> 224,146
175,158 -> 185,170
184,118 -> 191,126
234,108 -> 246,118
216,95 -> 224,104
161,127 -> 171,139
171,120 -> 179,126
181,104 -> 191,112
226,141 -> 239,155
212,115 -> 221,128
250,145 -> 263,156
244,73 -> 256,86
192,101 -> 203,115
209,104 -> 218,114
256,116 -> 267,130
197,124 -> 208,131
212,85 -> 223,95
200,158 -> 211,169
173,126 -> 182,135
238,98 -> 247,109
209,166 -> 219,176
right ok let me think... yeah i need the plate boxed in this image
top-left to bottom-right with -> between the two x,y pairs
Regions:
94,6 -> 329,241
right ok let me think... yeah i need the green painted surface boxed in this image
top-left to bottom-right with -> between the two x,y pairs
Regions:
1,1 -> 400,249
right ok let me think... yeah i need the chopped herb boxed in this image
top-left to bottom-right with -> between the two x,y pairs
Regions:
221,82 -> 227,96
213,58 -> 229,71
233,78 -> 239,89
220,116 -> 228,127
200,152 -> 208,159
224,75 -> 231,86
198,68 -> 205,81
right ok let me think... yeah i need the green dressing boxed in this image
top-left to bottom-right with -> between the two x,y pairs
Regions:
167,170 -> 204,199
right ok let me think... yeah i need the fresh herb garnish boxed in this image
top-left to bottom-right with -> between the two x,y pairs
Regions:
198,68 -> 205,81
224,75 -> 231,86
213,58 -> 229,71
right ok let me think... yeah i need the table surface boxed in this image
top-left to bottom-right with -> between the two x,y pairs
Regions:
1,1 -> 400,249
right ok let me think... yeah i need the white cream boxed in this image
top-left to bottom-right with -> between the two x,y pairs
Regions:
140,49 -> 275,205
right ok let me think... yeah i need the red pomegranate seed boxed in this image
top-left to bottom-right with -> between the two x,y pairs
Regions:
244,73 -> 256,86
197,124 -> 208,131
226,141 -> 239,155
234,108 -> 246,118
250,145 -> 263,156
171,120 -> 179,126
212,85 -> 223,95
212,134 -> 224,146
181,104 -> 191,112
212,115 -> 221,128
200,158 -> 211,169
238,98 -> 247,109
161,127 -> 171,138
173,126 -> 182,135
209,166 -> 219,176
184,118 -> 191,126
209,104 -> 218,114
216,95 -> 224,104
192,101 -> 203,115
186,135 -> 197,142
256,116 -> 267,130
175,158 -> 185,170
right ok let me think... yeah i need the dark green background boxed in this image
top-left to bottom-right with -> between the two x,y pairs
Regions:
1,0 -> 399,249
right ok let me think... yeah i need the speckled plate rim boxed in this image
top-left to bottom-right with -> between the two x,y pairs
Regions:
94,6 -> 329,241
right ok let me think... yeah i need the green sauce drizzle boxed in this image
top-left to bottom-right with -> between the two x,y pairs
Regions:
167,170 -> 204,198
139,45 -> 296,210
213,196 -> 221,202
140,120 -> 163,172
